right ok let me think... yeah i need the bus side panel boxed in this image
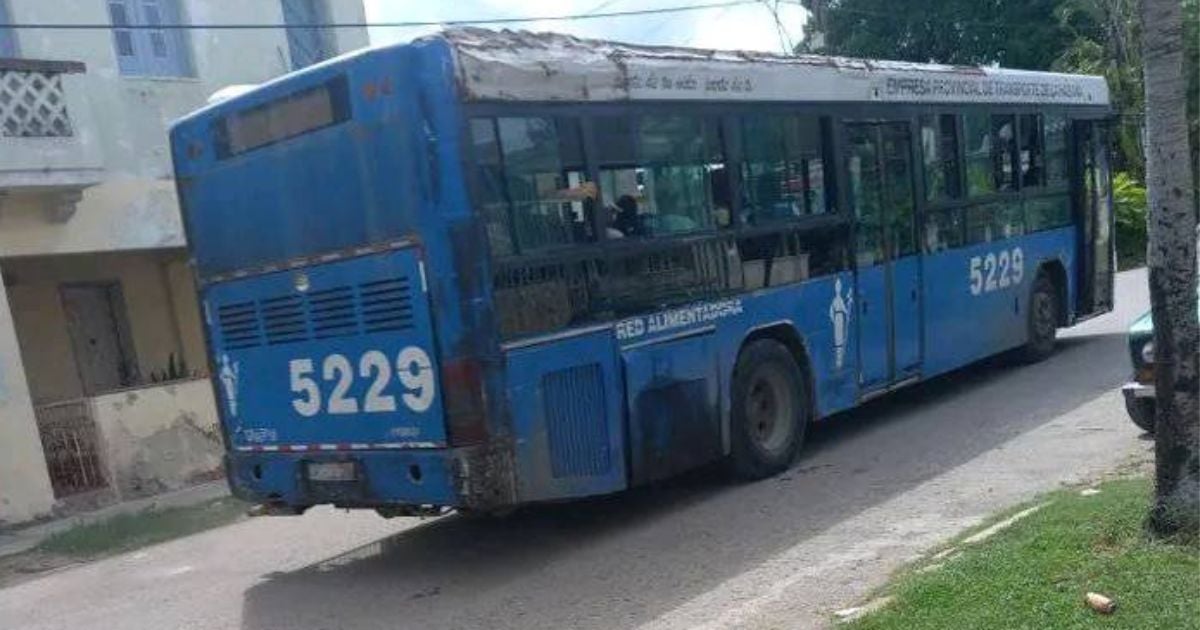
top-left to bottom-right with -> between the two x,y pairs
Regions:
623,333 -> 721,485
412,39 -> 512,443
504,329 -> 627,502
709,271 -> 859,427
922,227 -> 1076,377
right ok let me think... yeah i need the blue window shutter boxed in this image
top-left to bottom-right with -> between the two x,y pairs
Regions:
283,0 -> 330,70
109,0 -> 143,75
138,0 -> 192,77
0,1 -> 18,58
109,0 -> 192,77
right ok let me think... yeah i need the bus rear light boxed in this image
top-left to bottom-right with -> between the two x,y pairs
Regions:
440,358 -> 488,445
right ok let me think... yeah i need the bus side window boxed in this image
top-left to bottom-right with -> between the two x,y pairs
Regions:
739,115 -> 826,226
992,114 -> 1017,192
1018,114 -> 1044,188
594,115 -> 728,238
964,111 -> 995,198
469,118 -> 515,256
1044,113 -> 1068,188
919,114 -> 961,203
924,207 -> 964,253
474,116 -> 593,255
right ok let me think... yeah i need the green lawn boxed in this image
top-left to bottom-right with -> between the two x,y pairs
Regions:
37,496 -> 248,557
847,478 -> 1200,630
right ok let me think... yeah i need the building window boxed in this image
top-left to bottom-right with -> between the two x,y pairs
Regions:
108,0 -> 193,77
739,115 -> 826,225
283,0 -> 334,70
919,114 -> 961,202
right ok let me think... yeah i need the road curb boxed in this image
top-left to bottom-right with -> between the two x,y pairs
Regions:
0,481 -> 230,559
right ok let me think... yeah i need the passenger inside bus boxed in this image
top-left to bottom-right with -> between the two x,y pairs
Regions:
612,194 -> 641,237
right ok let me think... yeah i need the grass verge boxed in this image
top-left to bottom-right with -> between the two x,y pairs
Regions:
845,477 -> 1200,630
36,496 -> 248,557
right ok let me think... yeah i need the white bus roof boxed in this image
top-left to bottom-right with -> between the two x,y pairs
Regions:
435,28 -> 1110,107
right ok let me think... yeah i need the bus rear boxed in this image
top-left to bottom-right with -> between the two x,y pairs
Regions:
170,41 -> 503,515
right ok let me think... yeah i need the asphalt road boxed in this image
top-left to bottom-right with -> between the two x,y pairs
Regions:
0,270 -> 1151,630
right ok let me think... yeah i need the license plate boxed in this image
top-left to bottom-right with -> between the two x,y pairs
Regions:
306,461 -> 357,482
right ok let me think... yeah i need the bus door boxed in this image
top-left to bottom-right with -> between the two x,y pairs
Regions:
845,122 -> 922,393
1074,120 -> 1115,318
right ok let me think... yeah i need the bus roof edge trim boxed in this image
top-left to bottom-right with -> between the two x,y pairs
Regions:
431,27 -> 1110,107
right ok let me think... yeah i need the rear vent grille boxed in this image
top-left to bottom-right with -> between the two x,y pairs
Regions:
542,363 -> 611,478
309,287 -> 357,338
261,295 -> 307,344
217,302 -> 261,349
360,279 -> 414,333
215,276 -> 414,349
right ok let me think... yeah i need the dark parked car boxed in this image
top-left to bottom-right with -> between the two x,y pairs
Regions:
1121,310 -> 1156,433
1123,249 -> 1200,433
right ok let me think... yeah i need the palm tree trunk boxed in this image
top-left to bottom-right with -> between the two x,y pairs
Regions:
1141,0 -> 1199,537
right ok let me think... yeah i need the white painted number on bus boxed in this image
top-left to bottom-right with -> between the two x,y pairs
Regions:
969,247 -> 1024,295
289,347 -> 435,416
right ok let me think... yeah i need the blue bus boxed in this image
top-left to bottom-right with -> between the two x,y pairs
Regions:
170,29 -> 1114,516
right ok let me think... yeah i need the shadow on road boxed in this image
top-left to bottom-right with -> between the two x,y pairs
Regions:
241,330 -> 1129,630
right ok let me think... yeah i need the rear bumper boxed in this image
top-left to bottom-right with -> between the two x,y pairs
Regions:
225,444 -> 515,510
1121,381 -> 1155,401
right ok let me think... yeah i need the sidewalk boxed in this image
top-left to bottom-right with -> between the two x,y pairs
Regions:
0,481 -> 229,559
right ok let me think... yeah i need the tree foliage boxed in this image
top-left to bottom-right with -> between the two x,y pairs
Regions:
1051,0 -> 1145,178
1113,172 -> 1148,268
800,0 -> 1071,69
803,0 -> 1199,184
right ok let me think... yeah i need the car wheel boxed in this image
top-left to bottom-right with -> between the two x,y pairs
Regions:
728,339 -> 809,480
1124,396 -> 1156,434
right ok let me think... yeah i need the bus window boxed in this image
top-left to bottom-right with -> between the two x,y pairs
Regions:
919,114 -> 961,202
594,115 -> 727,238
469,118 -> 515,256
1044,113 -> 1068,188
992,114 -> 1017,192
1025,196 -> 1071,231
847,126 -> 885,265
965,111 -> 995,197
1018,114 -> 1044,188
739,115 -> 826,225
924,207 -> 964,252
966,200 -> 1024,244
474,117 -> 592,255
882,124 -> 918,257
966,202 -> 1000,243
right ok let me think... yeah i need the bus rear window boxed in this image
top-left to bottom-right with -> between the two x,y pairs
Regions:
214,76 -> 350,159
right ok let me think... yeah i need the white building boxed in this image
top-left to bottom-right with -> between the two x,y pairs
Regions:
0,0 -> 368,525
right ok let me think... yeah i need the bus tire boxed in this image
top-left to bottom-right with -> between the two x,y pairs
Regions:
728,339 -> 808,480
1019,271 -> 1059,363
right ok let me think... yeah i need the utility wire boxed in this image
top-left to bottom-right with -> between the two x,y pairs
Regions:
0,0 -> 758,30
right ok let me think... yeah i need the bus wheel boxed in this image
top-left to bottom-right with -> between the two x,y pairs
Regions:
729,339 -> 808,480
1019,271 -> 1059,363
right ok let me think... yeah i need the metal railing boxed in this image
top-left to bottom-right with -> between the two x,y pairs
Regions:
34,398 -> 108,498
